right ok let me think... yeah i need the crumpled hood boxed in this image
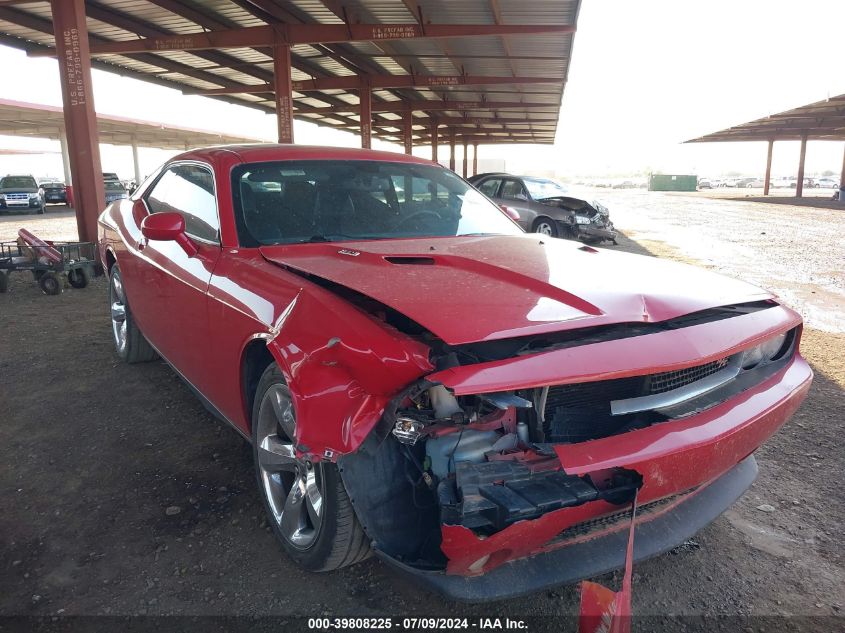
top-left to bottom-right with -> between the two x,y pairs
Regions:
260,234 -> 772,346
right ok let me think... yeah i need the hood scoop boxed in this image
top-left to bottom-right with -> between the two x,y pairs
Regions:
384,256 -> 436,265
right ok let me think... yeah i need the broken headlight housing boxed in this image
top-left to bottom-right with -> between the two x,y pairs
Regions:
741,332 -> 789,369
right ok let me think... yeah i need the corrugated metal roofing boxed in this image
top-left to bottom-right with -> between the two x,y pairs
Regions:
687,94 -> 845,143
0,0 -> 581,145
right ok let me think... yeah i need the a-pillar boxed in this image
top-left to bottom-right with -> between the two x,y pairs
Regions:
59,131 -> 71,186
472,143 -> 478,177
449,132 -> 456,172
131,138 -> 141,185
359,81 -> 372,149
273,38 -> 293,143
403,105 -> 412,155
796,135 -> 807,198
431,118 -> 439,163
763,139 -> 774,196
52,0 -> 105,243
462,140 -> 468,178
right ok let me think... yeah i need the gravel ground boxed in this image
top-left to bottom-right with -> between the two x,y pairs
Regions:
587,188 -> 845,333
0,199 -> 842,629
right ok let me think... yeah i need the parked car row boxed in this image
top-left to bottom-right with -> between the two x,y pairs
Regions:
699,176 -> 840,189
467,172 -> 617,244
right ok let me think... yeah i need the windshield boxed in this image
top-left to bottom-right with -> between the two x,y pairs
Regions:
232,160 -> 523,246
0,176 -> 37,189
522,177 -> 568,200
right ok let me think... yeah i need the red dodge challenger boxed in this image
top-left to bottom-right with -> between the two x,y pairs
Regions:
98,145 -> 812,601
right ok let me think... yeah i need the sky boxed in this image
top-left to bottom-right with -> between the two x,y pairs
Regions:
0,0 -> 844,181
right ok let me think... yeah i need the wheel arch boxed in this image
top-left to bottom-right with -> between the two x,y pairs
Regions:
240,335 -> 276,434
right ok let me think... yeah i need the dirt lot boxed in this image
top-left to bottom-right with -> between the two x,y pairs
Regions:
1,196 -> 843,628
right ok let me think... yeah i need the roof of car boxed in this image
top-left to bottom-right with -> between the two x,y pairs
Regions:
174,144 -> 438,167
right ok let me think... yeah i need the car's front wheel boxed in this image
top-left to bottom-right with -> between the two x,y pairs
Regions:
252,364 -> 370,571
533,217 -> 559,237
109,264 -> 157,363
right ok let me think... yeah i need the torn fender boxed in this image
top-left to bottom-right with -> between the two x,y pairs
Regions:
267,289 -> 433,458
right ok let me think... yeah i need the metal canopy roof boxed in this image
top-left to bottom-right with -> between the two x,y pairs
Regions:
686,94 -> 845,143
0,97 -> 266,149
0,0 -> 580,146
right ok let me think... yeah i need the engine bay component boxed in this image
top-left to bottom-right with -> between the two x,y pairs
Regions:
425,429 -> 504,478
439,461 -> 640,532
393,416 -> 426,445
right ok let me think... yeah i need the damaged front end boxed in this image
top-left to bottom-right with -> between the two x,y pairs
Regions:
540,197 -> 617,244
337,302 -> 812,600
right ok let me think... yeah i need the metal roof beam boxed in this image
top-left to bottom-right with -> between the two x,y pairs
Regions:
189,75 -> 559,95
292,100 -> 559,114
37,23 -> 574,57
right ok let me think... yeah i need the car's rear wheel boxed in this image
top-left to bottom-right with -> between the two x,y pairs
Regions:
533,218 -> 559,237
109,265 -> 157,363
252,364 -> 370,571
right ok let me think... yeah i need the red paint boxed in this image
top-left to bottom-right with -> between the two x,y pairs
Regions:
18,228 -> 62,264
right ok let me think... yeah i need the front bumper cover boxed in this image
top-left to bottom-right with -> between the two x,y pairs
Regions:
377,455 -> 758,602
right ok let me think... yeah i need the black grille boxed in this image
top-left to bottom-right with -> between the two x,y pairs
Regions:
544,357 -> 734,442
649,357 -> 729,394
549,490 -> 694,545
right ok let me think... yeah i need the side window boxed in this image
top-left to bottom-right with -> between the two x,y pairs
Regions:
501,179 -> 528,201
146,164 -> 219,242
477,178 -> 502,198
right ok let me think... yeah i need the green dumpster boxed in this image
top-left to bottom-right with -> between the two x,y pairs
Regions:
648,174 -> 698,192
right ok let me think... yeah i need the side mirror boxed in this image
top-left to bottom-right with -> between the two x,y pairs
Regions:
141,212 -> 197,257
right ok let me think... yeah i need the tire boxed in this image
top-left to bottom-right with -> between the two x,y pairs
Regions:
0,271 -> 7,293
38,272 -> 62,295
252,364 -> 370,572
109,264 -> 157,363
532,217 -> 559,237
68,267 -> 89,289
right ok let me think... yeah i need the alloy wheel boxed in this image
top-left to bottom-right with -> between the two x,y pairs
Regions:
536,221 -> 555,236
256,383 -> 324,550
109,273 -> 127,354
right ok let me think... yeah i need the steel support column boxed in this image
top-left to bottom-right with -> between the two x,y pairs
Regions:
273,39 -> 293,143
473,143 -> 478,177
59,131 -> 71,186
840,143 -> 845,193
431,118 -> 438,163
402,105 -> 412,155
131,139 -> 141,185
796,135 -> 807,198
763,139 -> 773,196
462,140 -> 468,178
51,0 -> 105,242
360,82 -> 371,149
449,132 -> 456,172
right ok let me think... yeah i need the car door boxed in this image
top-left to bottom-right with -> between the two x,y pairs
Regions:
499,178 -> 535,230
131,162 -> 222,394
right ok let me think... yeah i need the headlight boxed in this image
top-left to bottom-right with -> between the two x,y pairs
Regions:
575,215 -> 591,225
29,192 -> 40,198
759,332 -> 787,360
741,332 -> 789,369
0,194 -> 5,200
